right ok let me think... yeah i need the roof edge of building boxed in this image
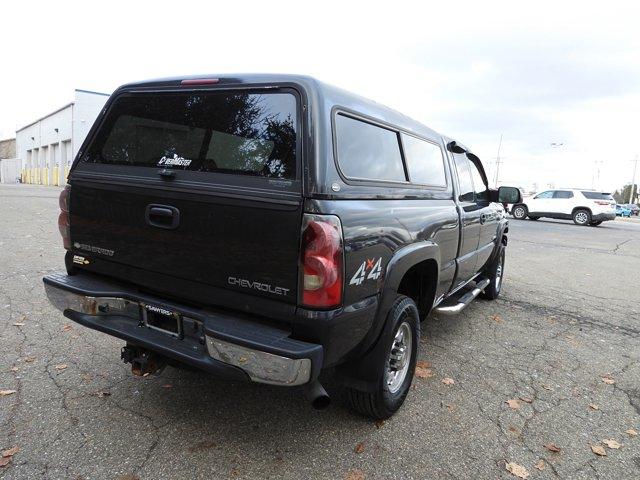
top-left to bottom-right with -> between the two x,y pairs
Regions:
75,88 -> 110,97
16,102 -> 75,133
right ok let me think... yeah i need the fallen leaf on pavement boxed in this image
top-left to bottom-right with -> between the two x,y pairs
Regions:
10,366 -> 18,373
345,469 -> 366,480
446,403 -> 456,412
590,444 -> 607,456
415,366 -> 434,379
625,428 -> 637,437
89,391 -> 111,398
519,396 -> 533,403
601,374 -> 615,385
534,459 -> 545,471
602,439 -> 622,449
544,443 -> 561,453
506,399 -> 521,410
62,324 -> 73,332
354,442 -> 365,454
187,440 -> 216,453
441,377 -> 455,385
0,390 -> 17,396
54,364 -> 68,371
374,420 -> 384,429
505,461 -> 529,479
490,314 -> 502,323
13,322 -> 25,327
589,403 -> 599,410
541,384 -> 553,391
2,446 -> 19,457
0,457 -> 11,467
416,360 -> 431,369
24,356 -> 35,363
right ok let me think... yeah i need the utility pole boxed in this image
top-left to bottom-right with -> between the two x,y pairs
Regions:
494,134 -> 503,188
630,155 -> 639,204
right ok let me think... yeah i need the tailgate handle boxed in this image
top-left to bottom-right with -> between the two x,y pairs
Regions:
145,204 -> 180,230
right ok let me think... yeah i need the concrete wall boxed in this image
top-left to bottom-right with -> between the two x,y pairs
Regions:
0,138 -> 16,159
16,89 -> 109,185
0,158 -> 21,183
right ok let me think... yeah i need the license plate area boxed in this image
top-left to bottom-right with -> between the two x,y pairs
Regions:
142,304 -> 182,338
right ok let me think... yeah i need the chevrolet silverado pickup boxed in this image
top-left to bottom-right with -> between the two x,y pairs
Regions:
44,74 -> 521,419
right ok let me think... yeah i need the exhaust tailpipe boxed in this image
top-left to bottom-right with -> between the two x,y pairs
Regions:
304,380 -> 331,410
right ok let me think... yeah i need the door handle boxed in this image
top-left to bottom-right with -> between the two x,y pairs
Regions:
145,204 -> 180,229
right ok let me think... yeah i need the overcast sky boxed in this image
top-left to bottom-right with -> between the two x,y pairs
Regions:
2,1 -> 639,193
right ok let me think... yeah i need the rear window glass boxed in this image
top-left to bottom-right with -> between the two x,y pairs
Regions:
81,91 -> 298,179
335,114 -> 406,182
401,134 -> 446,186
581,191 -> 614,200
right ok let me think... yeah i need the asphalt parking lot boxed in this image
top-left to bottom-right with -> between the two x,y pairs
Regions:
1,184 -> 639,480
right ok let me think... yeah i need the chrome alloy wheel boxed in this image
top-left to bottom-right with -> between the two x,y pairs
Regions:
575,211 -> 589,224
513,206 -> 526,219
495,253 -> 504,292
386,321 -> 413,394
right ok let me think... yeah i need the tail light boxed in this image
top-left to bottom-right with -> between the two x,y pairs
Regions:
58,185 -> 71,250
300,214 -> 343,309
594,200 -> 610,206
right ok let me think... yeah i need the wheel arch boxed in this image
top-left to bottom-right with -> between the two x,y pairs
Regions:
572,206 -> 593,216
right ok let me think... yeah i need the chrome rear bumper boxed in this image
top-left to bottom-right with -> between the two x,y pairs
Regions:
44,274 -> 321,387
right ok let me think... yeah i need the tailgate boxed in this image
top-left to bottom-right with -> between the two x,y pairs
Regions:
69,87 -> 303,308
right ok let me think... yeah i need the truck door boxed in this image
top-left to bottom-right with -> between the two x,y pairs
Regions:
468,158 -> 501,272
451,152 -> 481,287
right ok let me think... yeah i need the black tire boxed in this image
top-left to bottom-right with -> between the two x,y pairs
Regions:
590,221 -> 603,226
512,204 -> 527,220
344,295 -> 419,420
481,246 -> 505,300
528,216 -> 540,220
572,209 -> 591,226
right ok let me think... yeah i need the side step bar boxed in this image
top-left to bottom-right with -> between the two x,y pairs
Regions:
433,278 -> 491,316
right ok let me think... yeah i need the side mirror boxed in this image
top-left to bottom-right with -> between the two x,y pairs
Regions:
497,186 -> 521,204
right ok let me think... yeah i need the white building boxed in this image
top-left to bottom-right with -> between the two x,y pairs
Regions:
16,89 -> 109,186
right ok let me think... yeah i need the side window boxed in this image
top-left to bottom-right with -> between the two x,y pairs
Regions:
553,190 -> 573,199
335,114 -> 406,182
468,159 -> 488,202
401,134 -> 447,186
534,191 -> 554,199
453,155 -> 474,202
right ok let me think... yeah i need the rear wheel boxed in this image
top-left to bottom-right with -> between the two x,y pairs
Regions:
512,205 -> 527,220
481,246 -> 505,300
573,209 -> 591,226
344,295 -> 419,420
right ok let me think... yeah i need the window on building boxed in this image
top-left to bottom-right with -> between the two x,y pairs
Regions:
401,134 -> 446,186
335,114 -> 406,182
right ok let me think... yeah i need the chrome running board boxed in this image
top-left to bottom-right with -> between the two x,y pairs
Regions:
433,278 -> 491,316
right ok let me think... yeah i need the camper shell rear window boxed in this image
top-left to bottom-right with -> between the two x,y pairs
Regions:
80,90 -> 298,180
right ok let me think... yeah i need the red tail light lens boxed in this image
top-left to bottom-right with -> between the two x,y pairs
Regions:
58,185 -> 71,250
594,200 -> 610,205
301,214 -> 343,309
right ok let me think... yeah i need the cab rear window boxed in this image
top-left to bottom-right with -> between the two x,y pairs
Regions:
81,91 -> 298,179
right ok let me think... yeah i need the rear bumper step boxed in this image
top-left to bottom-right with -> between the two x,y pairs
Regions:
43,272 -> 322,386
433,278 -> 491,316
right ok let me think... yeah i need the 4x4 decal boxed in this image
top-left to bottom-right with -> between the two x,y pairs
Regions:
349,257 -> 383,286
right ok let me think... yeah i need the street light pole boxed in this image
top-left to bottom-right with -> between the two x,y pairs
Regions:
630,155 -> 639,204
494,134 -> 503,188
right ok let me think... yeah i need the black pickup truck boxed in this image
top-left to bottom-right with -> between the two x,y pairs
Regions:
44,74 -> 520,419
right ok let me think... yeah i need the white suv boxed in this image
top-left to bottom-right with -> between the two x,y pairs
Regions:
511,189 -> 616,226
